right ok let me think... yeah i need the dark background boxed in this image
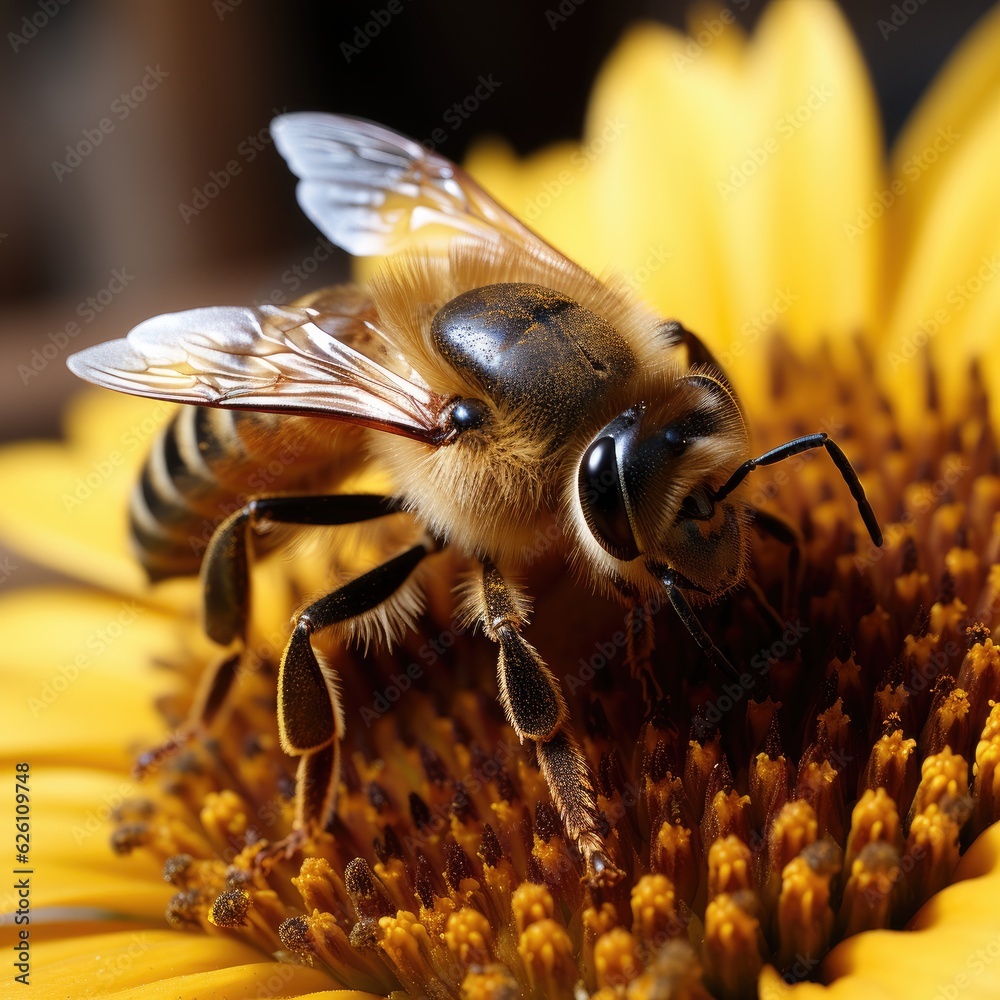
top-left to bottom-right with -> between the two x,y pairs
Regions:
0,0 -> 995,445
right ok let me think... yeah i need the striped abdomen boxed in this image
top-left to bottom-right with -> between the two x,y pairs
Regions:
130,405 -> 354,580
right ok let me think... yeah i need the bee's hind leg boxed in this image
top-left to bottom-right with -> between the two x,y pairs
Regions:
475,559 -> 623,887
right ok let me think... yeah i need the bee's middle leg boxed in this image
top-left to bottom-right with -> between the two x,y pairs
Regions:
279,541 -> 432,833
475,559 -> 622,886
202,493 -> 403,645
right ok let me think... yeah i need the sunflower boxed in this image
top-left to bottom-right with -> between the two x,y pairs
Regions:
5,3 -> 1000,998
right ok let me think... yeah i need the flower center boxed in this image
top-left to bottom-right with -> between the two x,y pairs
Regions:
111,341 -> 1000,998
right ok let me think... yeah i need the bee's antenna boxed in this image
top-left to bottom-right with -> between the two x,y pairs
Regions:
710,432 -> 883,547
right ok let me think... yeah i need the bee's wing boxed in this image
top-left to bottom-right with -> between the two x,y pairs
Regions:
67,303 -> 451,444
271,112 -> 588,273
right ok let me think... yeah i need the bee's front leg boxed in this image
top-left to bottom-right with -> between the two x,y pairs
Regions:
476,559 -> 623,887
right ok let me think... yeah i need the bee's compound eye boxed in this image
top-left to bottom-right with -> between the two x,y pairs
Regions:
447,397 -> 489,433
578,437 -> 641,561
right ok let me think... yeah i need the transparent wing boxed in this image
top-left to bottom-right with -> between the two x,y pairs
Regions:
271,111 -> 589,274
67,302 -> 452,444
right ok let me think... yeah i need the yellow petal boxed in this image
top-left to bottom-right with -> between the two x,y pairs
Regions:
888,5 -> 1000,295
0,587 -> 192,769
0,927 -> 345,999
466,4 -> 884,409
571,22 -> 750,349
765,823 -> 1000,998
880,92 -> 1000,429
742,1 -> 884,362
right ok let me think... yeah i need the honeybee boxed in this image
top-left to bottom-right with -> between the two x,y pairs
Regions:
67,113 -> 881,883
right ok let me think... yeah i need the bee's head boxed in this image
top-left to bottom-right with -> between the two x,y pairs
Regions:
576,373 -> 751,596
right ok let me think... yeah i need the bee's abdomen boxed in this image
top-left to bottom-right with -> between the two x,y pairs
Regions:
130,405 -> 284,581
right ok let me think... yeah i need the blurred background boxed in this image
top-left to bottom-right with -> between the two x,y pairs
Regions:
0,0 -> 995,449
